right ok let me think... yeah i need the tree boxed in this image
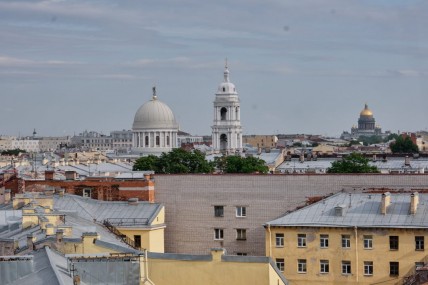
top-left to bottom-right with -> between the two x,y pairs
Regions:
390,136 -> 419,154
327,153 -> 379,173
358,135 -> 383,146
1,149 -> 26,156
215,155 -> 269,174
133,149 -> 214,174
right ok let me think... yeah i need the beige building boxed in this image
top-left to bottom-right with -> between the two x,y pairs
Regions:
265,192 -> 428,285
243,135 -> 278,149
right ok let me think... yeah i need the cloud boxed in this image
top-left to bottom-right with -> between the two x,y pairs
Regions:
0,56 -> 83,67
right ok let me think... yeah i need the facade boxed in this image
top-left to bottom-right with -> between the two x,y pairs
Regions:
211,63 -> 243,154
132,87 -> 179,155
243,135 -> 278,149
111,129 -> 133,153
265,192 -> 428,285
154,174 -> 428,256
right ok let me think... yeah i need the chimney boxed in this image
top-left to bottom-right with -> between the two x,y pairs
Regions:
27,234 -> 35,250
410,192 -> 419,215
299,154 -> 305,163
143,173 -> 151,181
73,275 -> 81,285
56,229 -> 64,243
57,189 -> 65,197
381,192 -> 391,215
404,156 -> 411,166
372,154 -> 377,162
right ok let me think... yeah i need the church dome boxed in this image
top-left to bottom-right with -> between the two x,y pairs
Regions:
360,104 -> 373,117
217,64 -> 237,94
132,90 -> 179,130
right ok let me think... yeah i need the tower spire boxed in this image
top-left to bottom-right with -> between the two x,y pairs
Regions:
152,86 -> 157,100
224,58 -> 230,83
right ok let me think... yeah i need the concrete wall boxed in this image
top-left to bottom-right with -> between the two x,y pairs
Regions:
155,174 -> 428,256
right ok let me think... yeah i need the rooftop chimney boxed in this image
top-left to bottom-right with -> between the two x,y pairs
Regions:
381,192 -> 391,215
405,156 -> 411,166
410,192 -> 419,215
56,229 -> 64,243
128,198 -> 139,206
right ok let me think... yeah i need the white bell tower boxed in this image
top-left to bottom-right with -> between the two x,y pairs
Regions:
211,61 -> 243,154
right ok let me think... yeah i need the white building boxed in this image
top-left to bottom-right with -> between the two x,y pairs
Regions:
211,63 -> 243,154
132,87 -> 179,155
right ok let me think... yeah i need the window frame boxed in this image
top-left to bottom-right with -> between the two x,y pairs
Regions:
236,206 -> 247,217
275,233 -> 284,247
390,261 -> 399,276
214,205 -> 224,217
320,234 -> 329,248
342,235 -> 351,248
214,228 -> 224,240
390,236 -> 399,250
415,236 -> 424,251
342,261 -> 351,275
363,235 -> 373,249
236,229 -> 247,241
297,234 -> 307,247
364,261 -> 373,276
320,260 -> 329,274
297,259 -> 307,273
276,258 -> 285,272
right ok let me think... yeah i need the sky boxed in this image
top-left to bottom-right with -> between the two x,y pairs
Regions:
1,0 -> 427,138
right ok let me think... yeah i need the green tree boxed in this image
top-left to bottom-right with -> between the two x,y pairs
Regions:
327,153 -> 379,173
133,149 -> 214,174
215,155 -> 269,174
0,149 -> 26,156
384,133 -> 399,142
390,136 -> 419,153
358,135 -> 383,146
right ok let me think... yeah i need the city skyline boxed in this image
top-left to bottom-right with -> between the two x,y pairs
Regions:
1,0 -> 428,137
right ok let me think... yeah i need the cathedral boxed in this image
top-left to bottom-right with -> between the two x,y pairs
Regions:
341,104 -> 386,140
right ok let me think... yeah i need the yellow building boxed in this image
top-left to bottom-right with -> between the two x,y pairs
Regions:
243,135 -> 278,149
265,192 -> 428,285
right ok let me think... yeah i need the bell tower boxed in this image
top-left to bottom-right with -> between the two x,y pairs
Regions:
211,61 -> 243,154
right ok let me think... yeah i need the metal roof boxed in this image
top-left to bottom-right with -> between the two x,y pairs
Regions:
266,192 -> 428,228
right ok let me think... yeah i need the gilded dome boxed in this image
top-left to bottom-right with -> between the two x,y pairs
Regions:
360,104 -> 373,117
132,91 -> 179,130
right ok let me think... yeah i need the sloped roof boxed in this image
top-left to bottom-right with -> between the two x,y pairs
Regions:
266,192 -> 428,228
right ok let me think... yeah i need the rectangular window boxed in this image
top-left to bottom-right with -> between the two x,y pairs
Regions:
390,262 -> 399,276
342,235 -> 351,248
342,261 -> 351,274
298,259 -> 307,273
363,235 -> 373,249
416,236 -> 424,251
320,234 -> 329,248
276,258 -> 285,272
297,234 -> 307,247
415,262 -> 424,270
214,229 -> 224,240
276,233 -> 284,247
236,252 -> 247,256
320,260 -> 329,273
364,261 -> 373,276
236,229 -> 247,240
236,206 -> 247,217
214,206 -> 224,217
390,236 -> 399,250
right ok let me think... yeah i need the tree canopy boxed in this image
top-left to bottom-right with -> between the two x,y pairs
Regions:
133,148 -> 214,174
390,136 -> 419,154
214,155 -> 269,174
1,149 -> 26,156
327,153 -> 379,173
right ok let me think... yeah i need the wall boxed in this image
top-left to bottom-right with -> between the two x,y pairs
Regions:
154,174 -> 428,256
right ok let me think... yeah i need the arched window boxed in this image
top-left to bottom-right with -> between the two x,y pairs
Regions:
220,134 -> 228,151
156,136 -> 160,146
145,136 -> 149,146
220,107 -> 227,120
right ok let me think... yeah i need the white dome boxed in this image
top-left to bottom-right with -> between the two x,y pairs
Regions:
132,96 -> 179,130
216,65 -> 237,94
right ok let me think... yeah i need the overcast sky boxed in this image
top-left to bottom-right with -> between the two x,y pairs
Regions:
1,0 -> 427,137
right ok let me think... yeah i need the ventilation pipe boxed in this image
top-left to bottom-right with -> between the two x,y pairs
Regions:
381,192 -> 391,215
410,192 -> 419,215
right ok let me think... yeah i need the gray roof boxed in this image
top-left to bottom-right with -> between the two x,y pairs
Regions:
54,194 -> 163,226
266,192 -> 428,228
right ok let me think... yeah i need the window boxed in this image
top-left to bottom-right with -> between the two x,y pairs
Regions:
320,260 -> 329,273
276,233 -> 284,247
364,261 -> 373,276
297,234 -> 307,247
220,107 -> 227,120
320,234 -> 329,248
390,236 -> 399,250
166,136 -> 170,146
134,235 -> 141,248
214,206 -> 224,217
236,206 -> 246,217
236,252 -> 247,256
83,188 -> 91,198
342,235 -> 351,248
214,229 -> 224,240
145,136 -> 149,146
415,262 -> 424,270
276,258 -> 285,272
390,262 -> 399,276
236,229 -> 247,240
363,235 -> 373,249
156,135 -> 160,146
416,236 -> 424,251
342,261 -> 351,274
298,259 -> 307,273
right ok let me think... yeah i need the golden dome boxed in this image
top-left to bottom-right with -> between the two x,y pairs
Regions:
360,103 -> 373,116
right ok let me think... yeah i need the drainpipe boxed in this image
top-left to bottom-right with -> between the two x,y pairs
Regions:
268,224 -> 272,257
354,226 -> 359,283
142,249 -> 155,285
